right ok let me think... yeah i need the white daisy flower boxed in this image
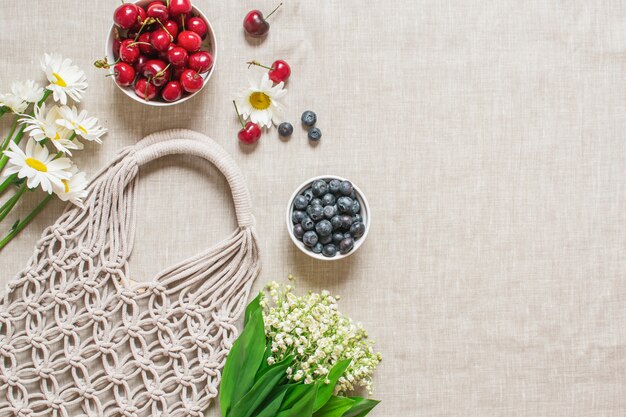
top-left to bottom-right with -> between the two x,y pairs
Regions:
0,80 -> 45,114
235,73 -> 287,128
3,139 -> 72,193
56,106 -> 107,144
41,53 -> 88,105
54,166 -> 88,207
20,104 -> 83,155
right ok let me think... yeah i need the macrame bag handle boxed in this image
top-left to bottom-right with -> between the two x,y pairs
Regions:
133,129 -> 255,228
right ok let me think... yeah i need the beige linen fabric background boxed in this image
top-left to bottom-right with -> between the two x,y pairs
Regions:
1,1 -> 626,416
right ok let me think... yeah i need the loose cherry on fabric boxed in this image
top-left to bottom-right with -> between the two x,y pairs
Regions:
243,3 -> 282,37
233,100 -> 261,144
247,59 -> 291,83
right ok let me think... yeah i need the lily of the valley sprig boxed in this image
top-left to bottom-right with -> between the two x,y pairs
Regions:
0,53 -> 106,251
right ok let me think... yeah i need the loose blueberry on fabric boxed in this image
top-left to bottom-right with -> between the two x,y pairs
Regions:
291,179 -> 365,257
278,122 -> 293,137
308,127 -> 322,142
301,110 -> 317,126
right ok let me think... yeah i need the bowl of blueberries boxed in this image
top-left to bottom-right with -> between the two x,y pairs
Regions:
287,176 -> 370,260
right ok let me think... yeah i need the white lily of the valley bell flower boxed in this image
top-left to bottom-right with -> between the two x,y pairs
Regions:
235,73 -> 287,128
41,53 -> 88,105
57,106 -> 107,144
20,104 -> 83,155
3,139 -> 72,194
54,166 -> 88,207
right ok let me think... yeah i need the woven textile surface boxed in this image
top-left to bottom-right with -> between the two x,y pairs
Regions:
0,130 -> 260,416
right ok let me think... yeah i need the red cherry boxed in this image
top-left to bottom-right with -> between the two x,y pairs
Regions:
134,55 -> 149,74
173,13 -> 189,29
187,17 -> 208,39
113,62 -> 136,86
132,6 -> 147,30
177,31 -> 202,52
142,59 -> 171,87
169,0 -> 192,16
114,4 -> 139,30
167,46 -> 189,67
238,122 -> 262,144
147,2 -> 169,21
150,29 -> 172,52
172,67 -> 185,81
163,20 -> 179,38
134,78 -> 158,101
179,69 -> 204,93
161,81 -> 183,102
188,51 -> 213,74
119,39 -> 140,64
137,32 -> 156,56
268,60 -> 291,83
243,3 -> 282,37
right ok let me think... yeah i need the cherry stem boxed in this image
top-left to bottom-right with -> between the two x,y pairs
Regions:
134,17 -> 156,41
155,64 -> 171,79
233,100 -> 245,128
156,19 -> 174,39
265,3 -> 283,19
247,60 -> 273,71
129,41 -> 152,47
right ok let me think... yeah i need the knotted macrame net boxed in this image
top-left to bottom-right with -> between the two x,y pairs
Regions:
0,130 -> 260,417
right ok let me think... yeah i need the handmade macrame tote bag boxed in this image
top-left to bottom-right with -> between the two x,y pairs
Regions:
0,129 -> 260,417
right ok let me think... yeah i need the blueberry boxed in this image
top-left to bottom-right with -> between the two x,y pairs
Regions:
293,195 -> 308,210
339,181 -> 353,196
278,122 -> 293,137
321,193 -> 336,206
307,205 -> 324,221
312,242 -> 323,253
349,190 -> 357,200
340,214 -> 353,229
308,127 -> 322,141
315,220 -> 333,237
332,232 -> 345,243
351,199 -> 361,215
302,231 -> 319,247
330,215 -> 343,230
352,213 -> 363,223
329,179 -> 341,194
337,196 -> 354,214
319,234 -> 333,245
292,224 -> 304,240
339,237 -> 355,254
322,244 -> 337,257
311,180 -> 329,197
323,205 -> 337,219
292,210 -> 306,224
303,189 -> 314,203
301,110 -> 317,127
301,216 -> 315,231
310,198 -> 323,207
350,221 -> 366,239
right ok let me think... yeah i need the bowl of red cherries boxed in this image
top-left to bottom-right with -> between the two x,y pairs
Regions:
104,0 -> 216,106
286,176 -> 371,261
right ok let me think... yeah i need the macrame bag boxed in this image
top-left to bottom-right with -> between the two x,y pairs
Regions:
0,129 -> 260,417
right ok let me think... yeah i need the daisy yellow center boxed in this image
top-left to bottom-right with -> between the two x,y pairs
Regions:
78,125 -> 88,134
52,72 -> 67,87
53,132 -> 60,140
62,179 -> 70,193
249,92 -> 271,110
25,158 -> 47,172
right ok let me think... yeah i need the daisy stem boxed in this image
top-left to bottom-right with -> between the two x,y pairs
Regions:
0,188 -> 53,252
0,183 -> 27,223
0,116 -> 19,154
233,100 -> 245,128
0,107 -> 6,118
0,174 -> 18,195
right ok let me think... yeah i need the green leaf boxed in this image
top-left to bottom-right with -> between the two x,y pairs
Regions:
220,305 -> 266,417
312,396 -> 355,417
276,383 -> 319,417
229,356 -> 294,417
254,385 -> 290,417
313,359 -> 351,412
244,292 -> 262,326
341,397 -> 380,417
255,339 -> 273,382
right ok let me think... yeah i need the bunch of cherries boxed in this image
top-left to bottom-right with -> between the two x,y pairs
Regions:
106,0 -> 213,103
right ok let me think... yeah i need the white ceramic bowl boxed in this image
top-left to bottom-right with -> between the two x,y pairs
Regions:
105,0 -> 217,106
286,175 -> 371,261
